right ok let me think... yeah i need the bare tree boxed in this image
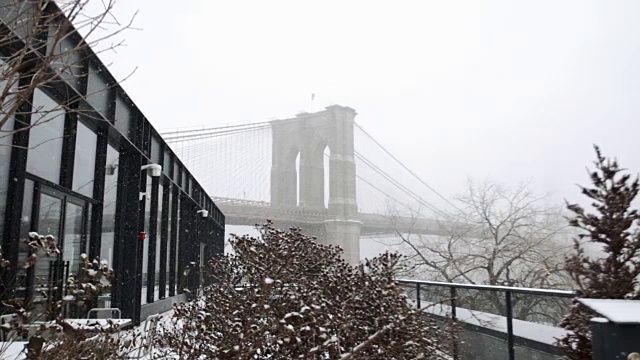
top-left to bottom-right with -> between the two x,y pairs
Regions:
155,222 -> 454,359
384,179 -> 573,323
0,0 -> 136,145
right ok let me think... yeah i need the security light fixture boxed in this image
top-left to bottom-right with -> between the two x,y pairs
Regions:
141,163 -> 162,177
197,209 -> 209,218
105,163 -> 118,176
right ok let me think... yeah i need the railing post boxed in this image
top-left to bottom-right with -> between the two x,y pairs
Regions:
505,290 -> 515,360
416,282 -> 421,310
450,286 -> 459,360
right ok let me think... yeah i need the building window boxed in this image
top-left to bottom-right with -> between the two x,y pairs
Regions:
174,194 -> 180,294
155,182 -> 163,300
166,184 -> 172,296
86,65 -> 110,118
63,201 -> 84,275
141,175 -> 152,305
114,94 -> 131,138
151,135 -> 161,165
101,144 -> 119,266
26,89 -> 65,184
163,150 -> 171,177
15,179 -> 34,299
0,66 -> 15,241
72,121 -> 97,197
174,163 -> 181,185
48,28 -> 85,92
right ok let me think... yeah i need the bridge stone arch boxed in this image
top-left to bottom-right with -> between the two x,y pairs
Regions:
270,105 -> 361,263
299,137 -> 327,209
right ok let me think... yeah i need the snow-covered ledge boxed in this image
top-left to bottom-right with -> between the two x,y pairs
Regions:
140,294 -> 187,321
411,299 -> 569,358
579,298 -> 640,358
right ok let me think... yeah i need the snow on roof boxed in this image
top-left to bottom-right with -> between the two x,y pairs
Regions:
578,299 -> 640,324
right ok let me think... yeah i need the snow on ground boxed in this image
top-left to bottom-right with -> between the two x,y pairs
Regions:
0,341 -> 27,360
0,309 -> 175,360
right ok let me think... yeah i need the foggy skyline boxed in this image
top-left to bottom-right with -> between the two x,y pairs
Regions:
95,0 -> 640,208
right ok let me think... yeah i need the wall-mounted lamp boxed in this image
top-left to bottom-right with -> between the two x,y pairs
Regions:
105,163 -> 118,176
141,163 -> 162,177
139,163 -> 162,200
197,209 -> 209,218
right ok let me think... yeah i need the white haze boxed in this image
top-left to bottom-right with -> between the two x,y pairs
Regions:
90,1 -> 640,254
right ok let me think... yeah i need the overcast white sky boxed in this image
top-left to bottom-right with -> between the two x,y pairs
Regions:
96,0 -> 640,207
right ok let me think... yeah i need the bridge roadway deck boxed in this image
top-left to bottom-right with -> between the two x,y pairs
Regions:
213,197 -> 449,237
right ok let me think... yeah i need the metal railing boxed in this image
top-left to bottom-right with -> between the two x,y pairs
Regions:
397,279 -> 575,360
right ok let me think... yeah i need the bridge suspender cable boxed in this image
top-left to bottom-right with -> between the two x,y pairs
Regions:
161,116 -> 322,141
353,152 -> 448,218
163,125 -> 271,143
356,173 -> 444,218
161,121 -> 272,136
162,123 -> 271,143
354,122 -> 462,212
162,119 -> 460,216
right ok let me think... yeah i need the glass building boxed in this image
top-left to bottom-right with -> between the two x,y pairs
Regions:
0,1 -> 225,324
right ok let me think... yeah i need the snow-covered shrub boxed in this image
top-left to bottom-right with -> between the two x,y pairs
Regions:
0,232 -> 129,359
63,254 -> 114,318
155,222 -> 454,359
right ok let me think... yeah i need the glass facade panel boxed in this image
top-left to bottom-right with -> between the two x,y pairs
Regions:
166,185 -> 172,296
72,121 -> 97,197
141,175 -> 151,305
114,94 -> 131,138
49,32 -> 84,91
151,136 -> 161,165
86,65 -> 110,117
163,150 -> 171,177
101,144 -> 119,266
0,74 -> 14,241
155,183 -> 162,300
174,163 -> 181,185
26,89 -> 65,183
153,185 -> 164,300
175,195 -> 180,293
63,201 -> 84,275
0,4 -> 35,39
35,193 -> 62,303
15,179 -> 34,299
86,203 -> 92,258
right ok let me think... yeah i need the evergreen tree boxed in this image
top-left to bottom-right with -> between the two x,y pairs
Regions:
558,146 -> 640,359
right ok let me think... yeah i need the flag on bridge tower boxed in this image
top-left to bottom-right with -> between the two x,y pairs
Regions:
311,93 -> 315,101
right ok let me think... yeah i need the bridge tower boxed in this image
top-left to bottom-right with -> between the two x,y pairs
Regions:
270,105 -> 361,263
